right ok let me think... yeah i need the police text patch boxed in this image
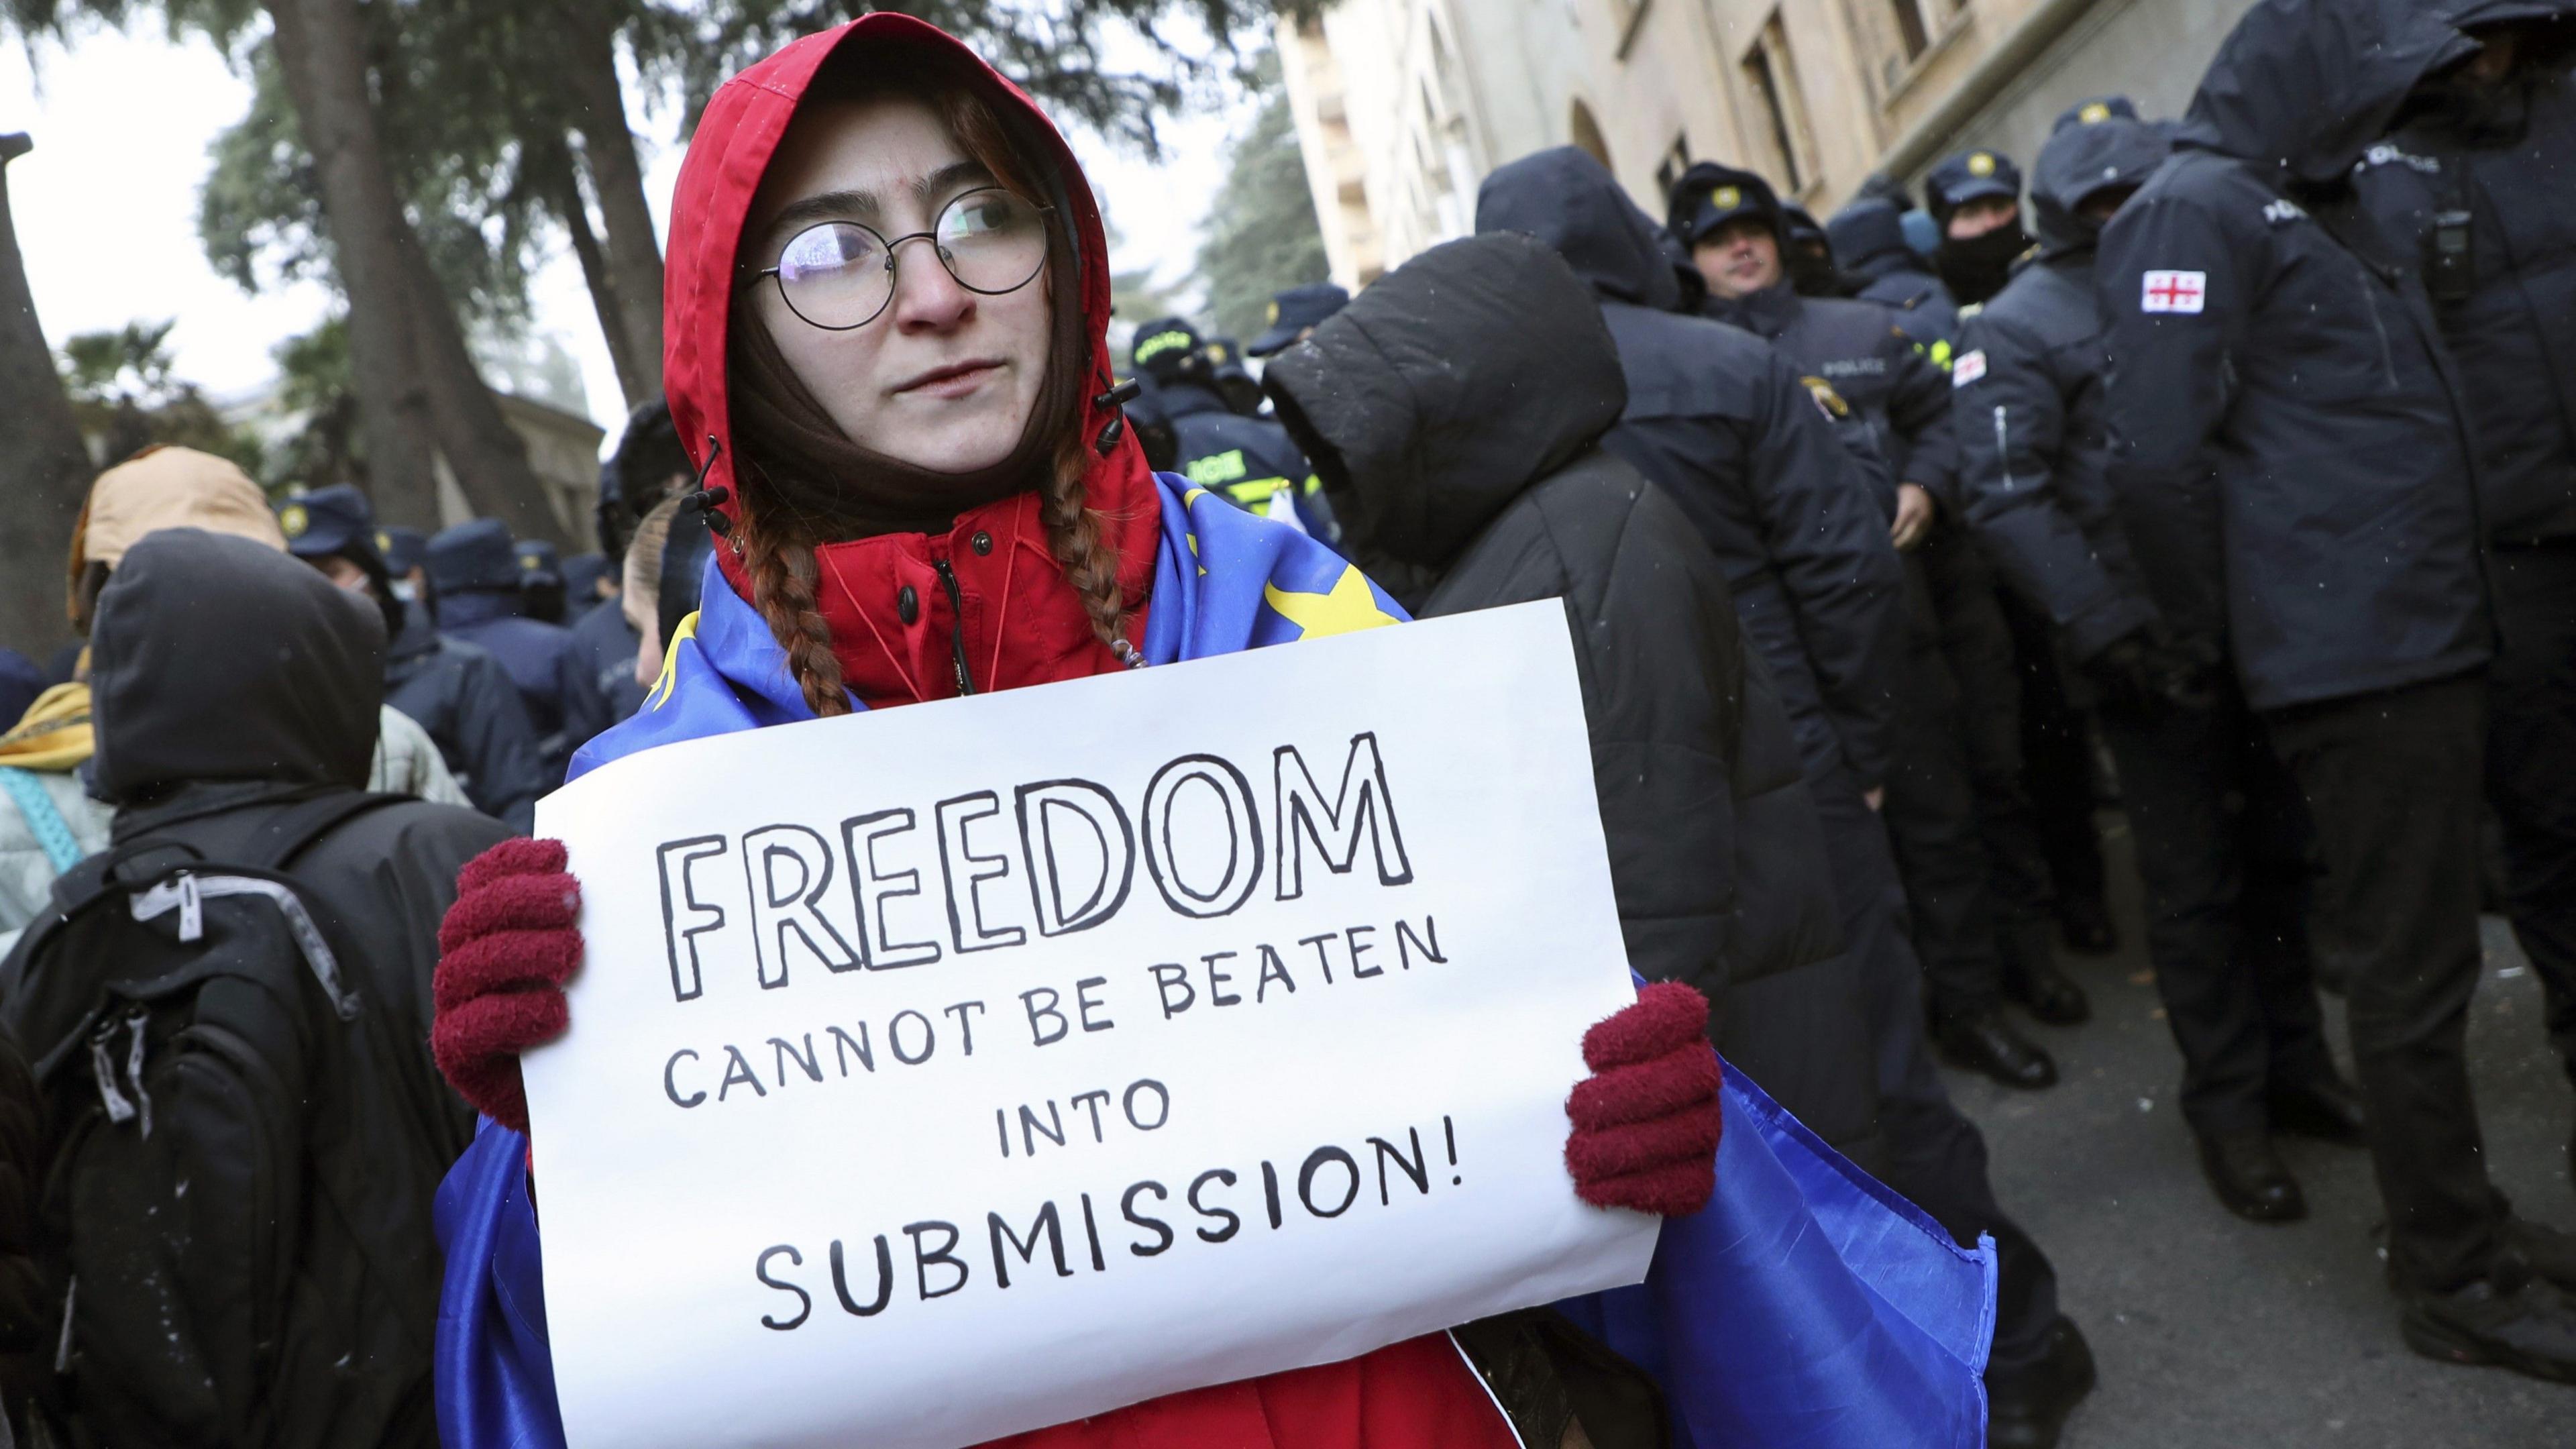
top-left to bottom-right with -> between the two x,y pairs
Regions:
2141,270 -> 2206,314
1951,350 -> 1987,386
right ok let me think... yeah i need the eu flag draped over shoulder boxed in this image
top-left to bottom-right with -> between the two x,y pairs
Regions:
435,476 -> 1996,1449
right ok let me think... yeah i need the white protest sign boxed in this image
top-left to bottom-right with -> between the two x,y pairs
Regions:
525,600 -> 1660,1449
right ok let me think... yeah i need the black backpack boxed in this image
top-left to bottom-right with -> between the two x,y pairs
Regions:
0,792 -> 449,1448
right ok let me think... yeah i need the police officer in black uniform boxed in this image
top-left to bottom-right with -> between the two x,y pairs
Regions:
2356,1 -> 2576,1154
1680,164 -> 2090,1087
2101,0 -> 2576,1375
278,486 -> 549,834
1827,199 -> 1960,346
514,539 -> 568,625
1479,147 -> 2097,1445
1246,282 -> 1352,360
429,519 -> 612,788
1957,105 -> 2363,1224
1925,148 -> 2037,309
1129,316 -> 1336,543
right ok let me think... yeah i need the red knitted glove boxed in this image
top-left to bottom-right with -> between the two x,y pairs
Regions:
1564,981 -> 1723,1216
431,838 -> 584,1134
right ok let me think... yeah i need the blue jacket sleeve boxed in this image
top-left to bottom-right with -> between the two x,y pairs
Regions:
2095,190 -> 2252,651
1954,310 -> 2158,661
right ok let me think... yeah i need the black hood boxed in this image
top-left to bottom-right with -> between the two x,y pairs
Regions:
1261,233 -> 1627,575
1474,147 -> 1682,312
2178,0 -> 2476,185
91,529 -> 384,805
1825,200 -> 1922,281
2031,114 -> 2171,256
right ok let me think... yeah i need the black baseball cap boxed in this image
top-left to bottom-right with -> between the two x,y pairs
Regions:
1129,317 -> 1203,382
378,526 -> 429,577
1247,283 -> 1351,356
1667,162 -> 1784,248
2052,95 -> 2140,134
277,484 -> 381,570
515,538 -> 563,589
1925,148 -> 2023,221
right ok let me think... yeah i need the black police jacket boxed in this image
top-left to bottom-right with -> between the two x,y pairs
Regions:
1830,202 -> 1962,345
385,609 -> 548,835
1953,116 -> 2170,661
2096,0 -> 2490,711
2356,62 -> 2576,545
1707,280 -> 1961,507
437,590 -> 614,787
1478,147 -> 1906,794
1263,229 -> 1879,1164
1159,380 -> 1331,529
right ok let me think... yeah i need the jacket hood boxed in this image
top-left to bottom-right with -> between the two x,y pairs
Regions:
90,529 -> 383,805
2031,114 -> 2171,256
1825,200 -> 1922,280
1261,233 -> 1627,572
661,16 -> 1141,592
1474,147 -> 1682,311
2178,0 -> 2476,184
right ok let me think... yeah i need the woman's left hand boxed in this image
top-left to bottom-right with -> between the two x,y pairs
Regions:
1563,982 -> 1723,1216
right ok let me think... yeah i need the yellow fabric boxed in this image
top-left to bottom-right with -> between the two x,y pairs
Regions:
0,683 -> 95,772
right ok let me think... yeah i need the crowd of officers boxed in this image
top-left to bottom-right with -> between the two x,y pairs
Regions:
1122,0 -> 2576,1419
0,0 -> 2565,1441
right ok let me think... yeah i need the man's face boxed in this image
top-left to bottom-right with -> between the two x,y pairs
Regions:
1692,218 -> 1784,301
1946,195 -> 2020,240
315,554 -> 372,596
2462,28 -> 2522,87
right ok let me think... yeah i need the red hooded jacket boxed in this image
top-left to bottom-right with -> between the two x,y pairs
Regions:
659,15 -> 1519,1446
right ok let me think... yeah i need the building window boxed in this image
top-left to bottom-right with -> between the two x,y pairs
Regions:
1571,100 -> 1615,172
1888,0 -> 1932,60
1655,134 -> 1693,198
1740,14 -> 1814,194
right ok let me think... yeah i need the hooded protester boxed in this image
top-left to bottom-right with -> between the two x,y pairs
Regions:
1925,148 -> 2036,308
7,527 -> 508,1444
2098,0 -> 2576,1375
1130,315 -> 1337,541
1827,198 -> 1960,345
1477,146 -> 2092,1447
429,518 -> 612,786
2354,1 -> 2576,1148
415,20 -> 1998,1449
1956,109 -> 2368,1224
282,486 -> 550,835
1776,203 -> 1845,296
1265,228 -> 1879,1171
1,453 -> 468,953
1680,164 -> 2087,1083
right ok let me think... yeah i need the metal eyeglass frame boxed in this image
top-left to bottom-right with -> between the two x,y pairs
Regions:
745,188 -> 1057,332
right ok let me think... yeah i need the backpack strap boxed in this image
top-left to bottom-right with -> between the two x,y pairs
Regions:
238,792 -> 411,873
0,766 -> 83,875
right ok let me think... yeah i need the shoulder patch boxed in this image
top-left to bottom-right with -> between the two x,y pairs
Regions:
1951,350 -> 1987,387
2261,199 -> 2306,225
2141,270 -> 2207,314
1800,376 -> 1851,420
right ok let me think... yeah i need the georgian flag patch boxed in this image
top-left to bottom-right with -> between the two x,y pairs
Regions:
1951,349 -> 1987,386
2142,270 -> 2207,313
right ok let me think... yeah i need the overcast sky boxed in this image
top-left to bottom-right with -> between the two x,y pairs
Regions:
0,17 -> 1242,449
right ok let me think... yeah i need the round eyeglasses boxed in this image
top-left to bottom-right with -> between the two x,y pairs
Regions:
750,188 -> 1055,331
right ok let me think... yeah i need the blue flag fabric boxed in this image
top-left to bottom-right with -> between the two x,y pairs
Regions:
438,474 -> 1993,1448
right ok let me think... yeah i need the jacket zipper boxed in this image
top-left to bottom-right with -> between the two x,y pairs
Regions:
1992,406 -> 2017,492
2357,268 -> 2400,388
930,559 -> 976,696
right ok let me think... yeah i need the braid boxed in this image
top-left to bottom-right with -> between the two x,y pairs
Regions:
738,503 -> 853,718
1038,432 -> 1130,659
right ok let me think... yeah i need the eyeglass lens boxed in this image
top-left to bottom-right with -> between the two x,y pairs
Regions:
772,187 -> 1049,330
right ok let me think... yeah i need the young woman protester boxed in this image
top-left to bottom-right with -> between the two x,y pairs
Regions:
429,18 -> 1992,1449
427,17 -> 1721,1449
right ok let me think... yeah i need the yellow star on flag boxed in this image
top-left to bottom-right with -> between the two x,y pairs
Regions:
1263,565 -> 1399,639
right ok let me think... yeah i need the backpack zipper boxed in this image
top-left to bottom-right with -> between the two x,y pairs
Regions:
930,559 -> 976,696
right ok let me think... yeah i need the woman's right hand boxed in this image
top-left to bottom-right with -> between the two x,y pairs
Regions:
432,838 -> 584,1134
